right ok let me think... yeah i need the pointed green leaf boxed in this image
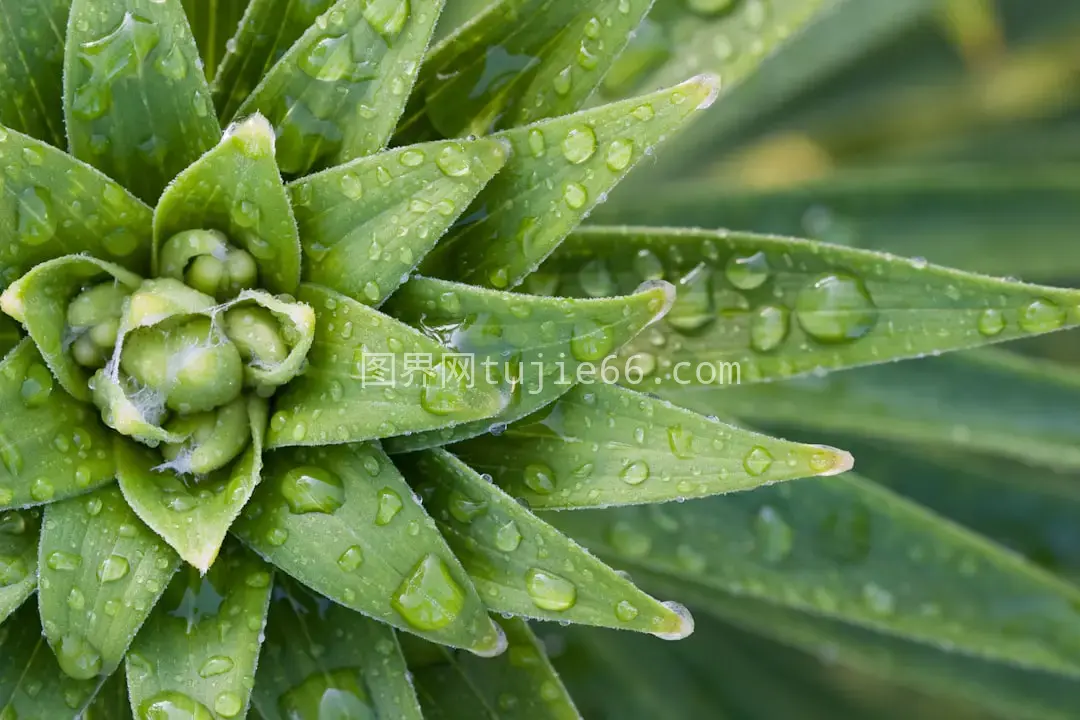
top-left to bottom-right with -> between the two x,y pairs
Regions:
666,349 -> 1080,471
538,226 -> 1080,387
403,616 -> 580,720
126,543 -> 272,720
382,275 -> 673,452
0,0 -> 71,146
64,0 -> 222,203
154,114 -> 301,295
181,0 -> 250,79
0,507 -> 39,623
267,283 -> 506,449
289,137 -> 508,305
419,75 -> 718,290
212,0 -> 335,121
116,397 -> 268,572
0,126 -> 153,284
252,576 -> 424,720
232,442 -> 507,655
399,449 -> 694,637
453,383 -> 853,509
38,486 -> 180,680
0,256 -> 142,402
546,472 -> 1080,678
233,0 -> 444,176
642,573 -> 1080,720
0,340 -> 117,510
0,601 -> 103,717
595,167 -> 1080,284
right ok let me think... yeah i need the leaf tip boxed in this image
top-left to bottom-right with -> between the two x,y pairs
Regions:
687,73 -> 722,111
651,601 -> 695,641
809,444 -> 855,477
224,112 -> 277,157
635,279 -> 677,325
0,283 -> 25,323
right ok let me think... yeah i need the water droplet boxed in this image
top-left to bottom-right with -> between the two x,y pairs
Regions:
17,186 -> 57,246
976,308 -> 1005,336
198,655 -> 235,678
392,554 -> 465,630
631,104 -> 655,121
30,477 -> 53,502
1018,298 -> 1065,333
552,66 -> 572,96
279,668 -> 375,719
743,446 -> 773,476
282,465 -> 345,515
400,149 -> 425,167
421,359 -> 469,415
47,551 -> 83,571
795,273 -> 878,343
754,505 -> 793,563
725,251 -> 770,289
561,125 -> 597,164
619,461 -> 650,486
494,520 -> 522,552
139,691 -> 214,720
562,181 -> 588,209
0,433 -> 23,476
525,568 -> 577,611
52,634 -> 104,682
667,264 -> 714,334
523,463 -> 556,495
231,199 -> 260,229
214,691 -> 243,718
98,554 -> 129,583
265,526 -> 289,546
750,305 -> 789,353
570,319 -> 614,361
299,33 -> 375,82
0,512 -> 26,535
375,488 -> 403,525
20,363 -> 53,408
339,172 -> 363,200
605,138 -> 634,172
862,583 -> 896,616
579,259 -> 616,297
615,600 -> 639,622
667,425 -> 694,459
338,545 -> 365,571
435,143 -> 472,177
364,0 -> 411,40
154,44 -> 187,80
0,554 -> 28,586
608,521 -> 652,558
448,490 -> 487,523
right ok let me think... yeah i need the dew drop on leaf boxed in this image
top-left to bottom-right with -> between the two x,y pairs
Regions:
569,319 -> 614,361
139,690 -> 214,720
435,143 -> 472,177
743,446 -> 774,476
725,251 -> 770,290
98,554 -> 130,582
278,668 -> 374,719
494,520 -> 523,552
527,129 -> 545,157
794,273 -> 878,343
667,263 -> 714,334
605,138 -> 634,172
16,186 -> 57,247
1018,298 -> 1065,333
977,307 -> 1006,336
0,554 -> 28,586
20,363 -> 53,408
375,488 -> 403,525
198,655 -> 235,678
562,181 -> 588,209
619,461 -> 650,486
525,568 -> 577,611
750,305 -> 789,353
448,490 -> 487,523
281,465 -> 345,515
561,125 -> 597,164
56,634 -> 103,680
392,554 -> 466,630
47,551 -> 82,571
338,545 -> 365,571
615,600 -> 640,622
523,463 -> 556,495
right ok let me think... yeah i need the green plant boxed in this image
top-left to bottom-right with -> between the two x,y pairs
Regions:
0,0 -> 1079,718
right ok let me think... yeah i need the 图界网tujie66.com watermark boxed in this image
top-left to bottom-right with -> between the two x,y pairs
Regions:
355,351 -> 741,391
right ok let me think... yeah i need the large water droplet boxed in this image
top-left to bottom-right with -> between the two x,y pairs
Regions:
282,465 -> 345,515
140,691 -> 214,720
98,554 -> 130,582
976,308 -> 1005,336
525,568 -> 577,611
562,182 -> 588,209
667,264 -> 714,334
667,425 -> 694,459
605,138 -> 634,172
375,488 -> 403,525
615,599 -> 640,622
364,0 -> 411,40
561,125 -> 597,164
1018,298 -> 1065,333
435,143 -> 472,177
17,186 -> 57,246
750,305 -> 789,353
57,634 -> 103,680
154,44 -> 187,80
794,273 -> 878,343
570,319 -> 614,361
214,691 -> 243,718
198,655 -> 235,678
494,520 -> 522,552
20,363 -> 53,408
743,446 -> 773,476
392,554 -> 465,630
523,463 -> 556,495
47,551 -> 83,571
338,545 -> 365,572
421,359 -> 469,415
300,34 -> 376,82
619,461 -> 650,486
725,251 -> 770,290
448,490 -> 487,523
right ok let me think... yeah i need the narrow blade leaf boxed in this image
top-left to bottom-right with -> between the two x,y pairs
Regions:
665,348 -> 1080,471
181,0 -> 250,79
116,397 -> 268,572
0,340 -> 118,510
538,226 -> 1080,386
383,276 -> 673,452
234,0 -> 444,175
38,486 -> 180,680
403,616 -> 580,720
212,0 -> 334,122
0,126 -> 153,284
126,542 -> 273,720
546,473 -> 1080,677
453,382 -> 853,509
289,137 -> 508,305
267,283 -> 507,449
154,114 -> 301,295
419,75 -> 719,289
398,449 -> 694,637
0,256 -> 142,402
0,601 -> 102,717
252,576 -> 424,720
64,0 -> 222,203
0,507 -> 39,623
0,0 -> 71,146
232,442 -> 507,655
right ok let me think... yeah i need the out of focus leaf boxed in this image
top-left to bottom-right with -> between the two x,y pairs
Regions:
181,0 -> 250,78
0,507 -> 39,623
0,0 -> 71,146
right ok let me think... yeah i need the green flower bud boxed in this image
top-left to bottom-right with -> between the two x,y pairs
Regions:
121,317 -> 244,414
159,229 -> 259,301
223,306 -> 289,368
68,283 -> 130,369
160,398 -> 251,475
